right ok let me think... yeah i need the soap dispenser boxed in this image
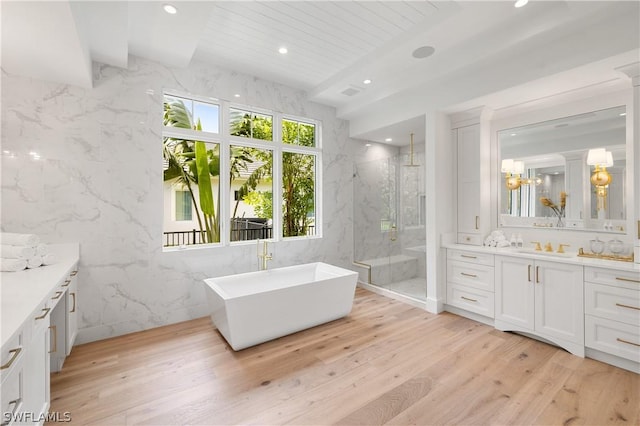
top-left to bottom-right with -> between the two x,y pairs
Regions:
516,234 -> 524,248
510,234 -> 517,247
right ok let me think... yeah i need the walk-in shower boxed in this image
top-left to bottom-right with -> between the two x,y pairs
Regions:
353,149 -> 426,301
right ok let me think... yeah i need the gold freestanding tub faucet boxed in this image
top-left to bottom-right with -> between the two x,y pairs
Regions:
257,239 -> 272,270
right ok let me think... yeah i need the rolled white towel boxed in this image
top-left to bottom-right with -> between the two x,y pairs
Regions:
1,258 -> 27,272
1,244 -> 35,259
41,254 -> 56,265
26,255 -> 43,269
497,240 -> 511,248
36,243 -> 49,256
1,233 -> 39,247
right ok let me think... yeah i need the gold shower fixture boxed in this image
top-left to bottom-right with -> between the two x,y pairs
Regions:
405,133 -> 419,167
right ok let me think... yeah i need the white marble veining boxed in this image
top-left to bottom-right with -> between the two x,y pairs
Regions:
353,152 -> 426,264
1,57 -> 356,343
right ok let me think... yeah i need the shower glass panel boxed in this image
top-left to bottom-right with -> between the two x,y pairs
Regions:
353,152 -> 426,301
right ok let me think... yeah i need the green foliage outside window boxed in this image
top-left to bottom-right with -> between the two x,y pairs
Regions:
163,99 -> 220,244
229,109 -> 273,141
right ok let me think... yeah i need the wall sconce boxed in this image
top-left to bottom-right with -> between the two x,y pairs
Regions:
586,148 -> 613,211
501,159 -> 542,190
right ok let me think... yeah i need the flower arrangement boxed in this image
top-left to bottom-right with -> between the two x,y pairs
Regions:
540,191 -> 566,227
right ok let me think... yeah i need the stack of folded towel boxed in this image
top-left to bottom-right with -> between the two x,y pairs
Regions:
1,233 -> 55,272
484,230 -> 511,248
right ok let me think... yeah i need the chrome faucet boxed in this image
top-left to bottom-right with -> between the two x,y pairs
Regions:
257,239 -> 272,270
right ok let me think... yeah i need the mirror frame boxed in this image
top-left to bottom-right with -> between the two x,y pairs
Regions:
490,89 -> 634,237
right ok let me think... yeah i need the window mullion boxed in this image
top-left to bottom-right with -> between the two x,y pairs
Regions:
272,112 -> 283,241
219,101 -> 231,245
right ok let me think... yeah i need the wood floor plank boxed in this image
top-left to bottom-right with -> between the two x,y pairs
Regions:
48,288 -> 639,426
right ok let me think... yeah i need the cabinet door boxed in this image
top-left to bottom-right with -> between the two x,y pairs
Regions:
66,271 -> 78,355
534,260 -> 584,344
495,256 -> 534,330
23,313 -> 50,420
456,124 -> 481,235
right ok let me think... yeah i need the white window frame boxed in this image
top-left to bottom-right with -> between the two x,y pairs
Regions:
162,91 -> 322,251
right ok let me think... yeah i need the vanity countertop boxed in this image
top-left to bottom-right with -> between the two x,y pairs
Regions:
1,243 -> 79,348
443,243 -> 640,273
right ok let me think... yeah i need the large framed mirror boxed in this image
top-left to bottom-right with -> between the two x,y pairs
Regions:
498,105 -> 626,232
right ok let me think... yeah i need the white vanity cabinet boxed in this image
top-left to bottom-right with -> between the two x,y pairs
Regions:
454,123 -> 484,245
446,249 -> 495,318
65,268 -> 78,355
23,304 -> 52,421
1,324 -> 28,426
0,244 -> 79,425
584,267 -> 640,371
495,255 -> 584,356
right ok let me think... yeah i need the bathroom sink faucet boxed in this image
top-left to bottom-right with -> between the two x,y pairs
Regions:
557,244 -> 570,254
531,241 -> 542,251
257,239 -> 272,270
544,242 -> 554,252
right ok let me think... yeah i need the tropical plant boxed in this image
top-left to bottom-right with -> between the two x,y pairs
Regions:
163,100 -> 220,243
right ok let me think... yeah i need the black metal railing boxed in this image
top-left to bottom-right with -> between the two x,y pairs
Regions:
230,218 -> 272,242
163,229 -> 206,247
163,220 -> 315,247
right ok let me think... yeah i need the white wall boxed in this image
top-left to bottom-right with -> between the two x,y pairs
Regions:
1,56 -> 356,343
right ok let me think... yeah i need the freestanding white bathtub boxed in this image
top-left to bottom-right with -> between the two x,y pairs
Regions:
203,262 -> 358,350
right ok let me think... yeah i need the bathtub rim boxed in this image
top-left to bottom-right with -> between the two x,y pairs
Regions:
203,261 -> 358,301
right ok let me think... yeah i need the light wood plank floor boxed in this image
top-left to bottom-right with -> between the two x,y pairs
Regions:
50,288 -> 639,425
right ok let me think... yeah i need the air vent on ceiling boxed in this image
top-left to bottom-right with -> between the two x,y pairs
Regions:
341,87 -> 360,96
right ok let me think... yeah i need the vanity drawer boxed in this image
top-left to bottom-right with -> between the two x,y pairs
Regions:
447,260 -> 494,291
585,267 -> 640,290
447,283 -> 494,318
0,361 -> 24,426
0,328 -> 27,381
447,249 -> 494,267
585,282 -> 640,326
585,315 -> 640,363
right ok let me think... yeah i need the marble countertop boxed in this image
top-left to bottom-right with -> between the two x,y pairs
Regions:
1,243 -> 79,349
443,243 -> 640,273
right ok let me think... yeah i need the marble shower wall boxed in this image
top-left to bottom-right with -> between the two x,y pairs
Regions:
353,152 -> 426,262
1,57 -> 355,343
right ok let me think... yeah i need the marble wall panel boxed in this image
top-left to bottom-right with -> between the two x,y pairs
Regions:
1,57 -> 356,343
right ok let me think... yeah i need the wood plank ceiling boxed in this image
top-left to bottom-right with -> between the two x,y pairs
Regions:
194,1 -> 440,90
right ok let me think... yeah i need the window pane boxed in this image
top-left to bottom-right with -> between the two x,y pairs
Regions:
193,101 -> 219,133
175,190 -> 193,221
282,152 -> 315,237
282,119 -> 315,147
229,109 -> 273,141
230,145 -> 273,242
164,95 -> 219,133
229,108 -> 251,137
252,113 -> 273,141
163,138 -> 220,246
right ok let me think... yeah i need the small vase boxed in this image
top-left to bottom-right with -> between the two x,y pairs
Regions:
556,215 -> 564,228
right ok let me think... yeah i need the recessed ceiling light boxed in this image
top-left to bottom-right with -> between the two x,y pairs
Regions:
363,79 -> 372,85
385,138 -> 392,142
514,0 -> 528,8
278,47 -> 288,54
412,46 -> 435,59
163,4 -> 177,14
510,133 -> 517,136
620,112 -> 626,116
234,94 -> 240,98
365,143 -> 372,147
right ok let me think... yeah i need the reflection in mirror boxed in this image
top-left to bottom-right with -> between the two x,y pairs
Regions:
499,106 -> 626,231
